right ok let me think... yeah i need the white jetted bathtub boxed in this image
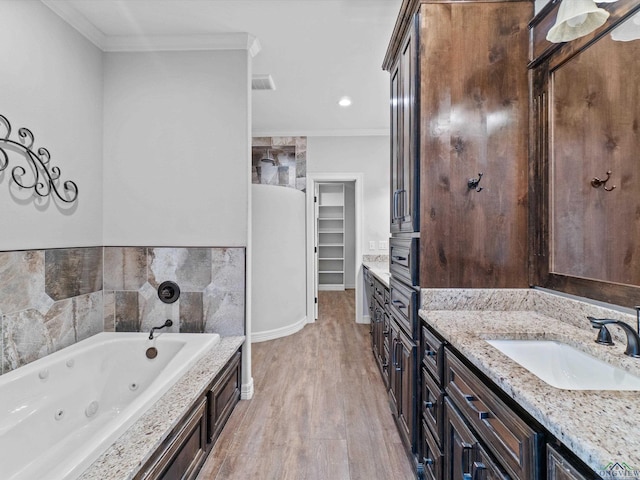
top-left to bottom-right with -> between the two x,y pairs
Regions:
0,332 -> 221,480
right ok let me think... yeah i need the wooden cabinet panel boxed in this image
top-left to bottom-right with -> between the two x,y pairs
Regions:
547,445 -> 592,480
422,324 -> 445,384
422,420 -> 443,480
422,366 -> 444,448
418,2 -> 530,288
208,351 -> 241,445
138,399 -> 208,480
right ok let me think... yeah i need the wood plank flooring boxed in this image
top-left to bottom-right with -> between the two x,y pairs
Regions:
196,290 -> 415,480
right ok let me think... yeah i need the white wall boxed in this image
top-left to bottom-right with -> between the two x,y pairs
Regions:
0,0 -> 103,250
103,50 -> 250,247
307,136 -> 389,256
251,184 -> 306,341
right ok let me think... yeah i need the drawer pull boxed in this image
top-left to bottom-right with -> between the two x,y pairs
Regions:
392,255 -> 407,261
463,394 -> 475,402
383,328 -> 390,335
423,457 -> 434,466
423,400 -> 434,409
472,462 -> 487,480
392,299 -> 406,308
464,394 -> 491,421
425,350 -> 437,357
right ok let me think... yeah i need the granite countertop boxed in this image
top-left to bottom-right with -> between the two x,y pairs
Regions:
419,289 -> 640,475
78,336 -> 245,480
363,260 -> 390,288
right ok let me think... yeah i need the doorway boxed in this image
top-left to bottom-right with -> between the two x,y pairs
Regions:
306,173 -> 363,324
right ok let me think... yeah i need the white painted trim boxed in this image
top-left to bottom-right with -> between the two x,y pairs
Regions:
251,316 -> 307,343
38,3 -> 263,56
241,377 -> 254,400
103,33 -> 260,54
345,284 -> 356,289
41,0 -> 107,49
318,285 -> 345,291
254,128 -> 388,138
362,314 -> 371,325
306,173 -> 364,326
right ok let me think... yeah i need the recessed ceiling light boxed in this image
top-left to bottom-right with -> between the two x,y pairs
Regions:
338,96 -> 352,107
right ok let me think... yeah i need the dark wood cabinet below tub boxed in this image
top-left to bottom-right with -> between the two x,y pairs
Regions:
208,350 -> 241,444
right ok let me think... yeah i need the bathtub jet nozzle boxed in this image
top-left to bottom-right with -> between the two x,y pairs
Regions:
149,319 -> 173,340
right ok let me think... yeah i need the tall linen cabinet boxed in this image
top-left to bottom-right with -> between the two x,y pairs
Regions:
383,0 -> 532,477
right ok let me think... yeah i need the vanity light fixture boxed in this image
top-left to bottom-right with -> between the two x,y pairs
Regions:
0,114 -> 78,203
611,11 -> 640,42
546,0 -> 610,43
338,96 -> 352,107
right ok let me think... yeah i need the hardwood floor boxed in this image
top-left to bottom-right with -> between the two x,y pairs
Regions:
197,290 -> 415,480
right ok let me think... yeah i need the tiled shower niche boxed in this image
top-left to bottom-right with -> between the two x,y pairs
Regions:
103,247 -> 245,337
252,136 -> 307,191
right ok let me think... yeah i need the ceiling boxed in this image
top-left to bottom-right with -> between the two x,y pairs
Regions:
42,0 -> 403,137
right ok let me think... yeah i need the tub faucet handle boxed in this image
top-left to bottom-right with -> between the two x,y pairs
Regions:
149,319 -> 173,340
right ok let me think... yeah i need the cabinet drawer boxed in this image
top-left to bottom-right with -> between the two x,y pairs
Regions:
421,420 -> 443,480
547,445 -> 591,480
389,277 -> 418,338
374,279 -> 386,307
422,367 -> 444,448
208,351 -> 241,444
390,237 -> 419,286
445,350 -> 542,480
422,325 -> 444,384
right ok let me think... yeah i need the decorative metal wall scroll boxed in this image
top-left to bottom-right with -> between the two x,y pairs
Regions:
0,114 -> 78,203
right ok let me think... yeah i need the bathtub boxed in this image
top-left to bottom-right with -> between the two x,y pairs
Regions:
0,331 -> 220,480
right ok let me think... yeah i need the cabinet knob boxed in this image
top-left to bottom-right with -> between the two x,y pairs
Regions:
423,457 -> 434,466
424,400 -> 434,409
425,350 -> 436,358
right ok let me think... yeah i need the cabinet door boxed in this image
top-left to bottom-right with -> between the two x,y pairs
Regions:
444,398 -> 477,480
547,445 -> 591,480
390,13 -> 420,234
397,326 -> 418,453
390,57 -> 403,234
388,320 -> 400,414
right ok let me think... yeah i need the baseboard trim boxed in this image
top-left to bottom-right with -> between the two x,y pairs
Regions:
251,316 -> 307,343
241,377 -> 254,400
359,314 -> 371,325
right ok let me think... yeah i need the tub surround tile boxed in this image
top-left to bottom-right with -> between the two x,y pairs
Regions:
2,292 -> 101,373
78,336 -> 245,480
148,247 -> 212,290
115,291 -> 140,332
103,247 -> 146,291
0,250 -> 45,315
45,247 -> 103,301
180,292 -> 204,333
106,247 -> 246,337
103,292 -> 115,332
419,288 -> 640,475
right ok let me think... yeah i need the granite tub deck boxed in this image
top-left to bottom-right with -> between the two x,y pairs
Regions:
79,336 -> 245,480
419,289 -> 640,475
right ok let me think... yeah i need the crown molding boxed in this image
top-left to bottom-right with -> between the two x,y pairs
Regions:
252,128 -> 389,138
41,0 -> 107,49
40,1 -> 262,56
104,33 -> 261,55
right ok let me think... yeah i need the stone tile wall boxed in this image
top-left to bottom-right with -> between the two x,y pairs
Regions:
103,247 -> 246,337
0,246 -> 246,376
0,247 -> 103,374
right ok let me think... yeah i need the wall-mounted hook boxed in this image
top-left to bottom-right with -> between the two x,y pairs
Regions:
591,170 -> 616,191
467,173 -> 483,192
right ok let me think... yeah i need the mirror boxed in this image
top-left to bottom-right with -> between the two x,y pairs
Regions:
550,12 -> 640,287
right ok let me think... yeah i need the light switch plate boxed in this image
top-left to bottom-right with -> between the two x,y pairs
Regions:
369,241 -> 376,250
379,240 -> 388,250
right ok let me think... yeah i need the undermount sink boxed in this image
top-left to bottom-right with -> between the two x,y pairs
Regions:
486,339 -> 640,390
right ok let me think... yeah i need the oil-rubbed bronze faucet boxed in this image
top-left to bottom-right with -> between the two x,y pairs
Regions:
588,316 -> 640,358
149,319 -> 173,340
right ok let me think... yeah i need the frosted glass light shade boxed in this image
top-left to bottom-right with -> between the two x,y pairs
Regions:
547,0 -> 610,43
611,12 -> 640,42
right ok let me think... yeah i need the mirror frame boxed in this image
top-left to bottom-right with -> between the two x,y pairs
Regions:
529,0 -> 640,308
